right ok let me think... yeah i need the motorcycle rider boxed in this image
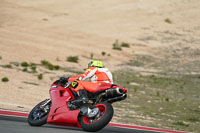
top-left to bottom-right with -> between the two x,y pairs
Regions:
61,59 -> 113,111
74,59 -> 113,84
72,59 -> 113,102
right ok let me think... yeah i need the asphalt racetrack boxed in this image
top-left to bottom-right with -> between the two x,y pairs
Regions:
0,115 -> 161,133
0,109 -> 188,133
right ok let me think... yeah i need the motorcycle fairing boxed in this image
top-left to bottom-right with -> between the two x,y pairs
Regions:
47,85 -> 81,127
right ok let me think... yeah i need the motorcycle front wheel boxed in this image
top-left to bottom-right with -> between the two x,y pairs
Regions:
28,99 -> 51,126
80,102 -> 113,132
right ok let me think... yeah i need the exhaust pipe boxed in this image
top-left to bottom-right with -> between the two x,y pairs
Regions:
95,87 -> 126,103
105,87 -> 124,97
107,94 -> 127,102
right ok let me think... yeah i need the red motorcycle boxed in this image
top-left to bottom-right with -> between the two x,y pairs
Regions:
28,77 -> 127,132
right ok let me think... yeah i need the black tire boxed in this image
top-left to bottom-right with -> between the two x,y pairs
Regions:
28,100 -> 50,126
80,102 -> 113,132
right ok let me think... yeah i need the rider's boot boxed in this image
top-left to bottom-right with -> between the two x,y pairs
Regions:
80,104 -> 99,118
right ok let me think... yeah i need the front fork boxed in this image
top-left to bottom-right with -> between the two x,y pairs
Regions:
40,99 -> 51,113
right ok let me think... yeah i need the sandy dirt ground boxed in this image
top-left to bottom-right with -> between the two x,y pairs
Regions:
0,0 -> 200,125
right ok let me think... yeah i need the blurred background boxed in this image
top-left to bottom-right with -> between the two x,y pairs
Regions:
0,0 -> 200,132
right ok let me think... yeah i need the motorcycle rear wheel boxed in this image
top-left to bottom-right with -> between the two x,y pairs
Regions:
28,100 -> 50,126
80,102 -> 113,132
